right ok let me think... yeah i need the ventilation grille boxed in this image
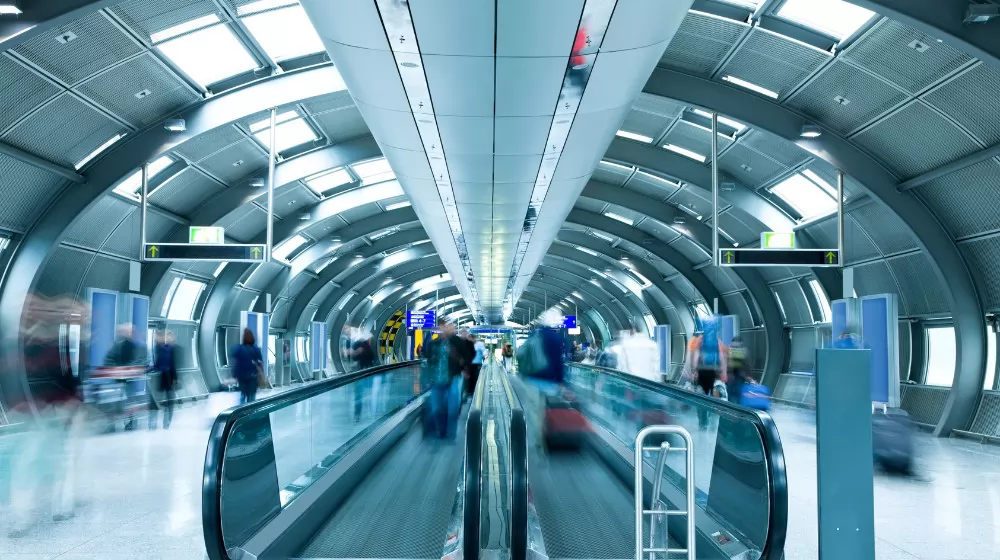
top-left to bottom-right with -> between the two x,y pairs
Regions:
633,93 -> 686,118
77,53 -> 198,128
718,27 -> 831,99
852,101 -> 981,181
313,107 -> 369,144
620,109 -> 672,140
969,392 -> 1000,437
852,260 -> 900,301
718,143 -> 788,188
149,167 -> 226,217
918,158 -> 1000,240
109,0 -> 224,45
64,196 -> 133,249
660,11 -> 749,76
0,56 -> 61,134
0,153 -> 66,233
886,252 -> 947,316
924,63 -> 1000,147
850,202 -> 918,256
959,236 -> 1000,311
174,124 -> 247,163
843,19 -> 972,95
198,138 -> 267,185
899,384 -> 949,426
785,60 -> 908,136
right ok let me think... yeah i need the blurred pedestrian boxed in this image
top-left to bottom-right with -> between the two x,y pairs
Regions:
423,318 -> 465,439
231,328 -> 263,404
726,336 -> 748,404
617,329 -> 660,383
150,331 -> 179,429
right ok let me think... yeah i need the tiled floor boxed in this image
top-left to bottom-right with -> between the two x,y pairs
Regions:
773,406 -> 1000,560
0,391 -> 257,560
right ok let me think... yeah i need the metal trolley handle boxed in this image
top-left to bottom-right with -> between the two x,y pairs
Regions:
634,425 -> 696,560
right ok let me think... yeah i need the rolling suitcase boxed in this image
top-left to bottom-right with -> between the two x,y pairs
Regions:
872,408 -> 914,474
740,382 -> 772,411
542,392 -> 590,450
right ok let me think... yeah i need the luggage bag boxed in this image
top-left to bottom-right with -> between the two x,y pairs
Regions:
542,392 -> 590,450
872,408 -> 915,474
740,382 -> 772,411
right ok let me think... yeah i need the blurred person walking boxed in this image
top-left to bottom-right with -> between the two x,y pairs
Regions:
501,342 -> 513,371
150,331 -> 179,429
231,328 -> 264,404
617,328 -> 660,383
468,333 -> 486,396
686,317 -> 727,429
725,336 -> 748,404
423,318 -> 466,440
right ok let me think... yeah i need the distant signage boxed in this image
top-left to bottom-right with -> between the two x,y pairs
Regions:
189,226 -> 225,244
567,326 -> 581,335
761,231 -> 795,249
562,315 -> 577,329
719,248 -> 840,267
144,243 -> 266,262
406,310 -> 436,330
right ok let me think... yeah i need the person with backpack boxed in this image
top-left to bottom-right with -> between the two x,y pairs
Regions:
685,316 -> 727,429
726,336 -> 748,404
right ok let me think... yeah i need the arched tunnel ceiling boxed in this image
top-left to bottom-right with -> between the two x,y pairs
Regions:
0,0 -> 997,434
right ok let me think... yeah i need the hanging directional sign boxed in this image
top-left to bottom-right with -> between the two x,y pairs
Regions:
144,243 -> 266,262
189,226 -> 225,244
406,310 -> 436,330
719,248 -> 840,267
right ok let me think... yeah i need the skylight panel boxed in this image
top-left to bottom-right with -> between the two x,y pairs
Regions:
771,173 -> 837,219
272,234 -> 309,261
414,274 -> 451,291
591,231 -> 615,242
327,181 -> 405,215
385,201 -> 412,211
692,109 -> 746,132
777,0 -> 876,40
250,111 -> 298,132
306,168 -> 352,195
213,263 -> 227,277
150,14 -> 221,43
114,155 -> 173,198
242,5 -> 324,61
802,169 -> 837,197
352,158 -> 396,185
600,160 -> 631,172
615,130 -> 653,143
715,0 -> 765,8
809,279 -> 832,322
157,24 -> 257,87
663,143 -> 707,163
252,114 -> 318,152
604,212 -> 634,226
577,247 -> 600,257
722,75 -> 779,99
75,134 -> 125,169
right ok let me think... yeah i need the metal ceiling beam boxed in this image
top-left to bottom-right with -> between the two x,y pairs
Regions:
0,142 -> 85,183
644,66 -> 985,435
852,0 -> 1000,73
898,143 -> 1000,192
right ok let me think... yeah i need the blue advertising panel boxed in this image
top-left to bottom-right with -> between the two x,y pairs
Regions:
127,295 -> 149,346
561,315 -> 577,329
87,289 -> 118,370
653,324 -> 671,375
407,310 -> 436,330
720,315 -> 738,346
310,321 -> 327,371
860,294 -> 899,406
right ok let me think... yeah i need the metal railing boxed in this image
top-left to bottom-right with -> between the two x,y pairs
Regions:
634,426 -> 696,560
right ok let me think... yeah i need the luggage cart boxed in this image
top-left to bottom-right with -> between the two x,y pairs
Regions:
84,366 -> 148,432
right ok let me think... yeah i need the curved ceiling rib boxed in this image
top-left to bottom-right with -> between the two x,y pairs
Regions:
644,66 -> 983,434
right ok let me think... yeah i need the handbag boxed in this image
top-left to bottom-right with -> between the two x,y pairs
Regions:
256,363 -> 269,389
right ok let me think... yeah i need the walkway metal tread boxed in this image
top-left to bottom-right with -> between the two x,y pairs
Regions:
298,410 -> 468,559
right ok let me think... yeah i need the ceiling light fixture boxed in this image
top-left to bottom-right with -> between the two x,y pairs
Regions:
965,3 -> 1000,23
0,1 -> 22,15
801,124 -> 823,138
164,118 -> 186,132
722,75 -> 779,99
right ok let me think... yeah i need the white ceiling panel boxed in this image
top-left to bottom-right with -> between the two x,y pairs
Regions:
422,55 -> 495,116
322,40 -> 409,111
437,115 -> 495,155
492,182 -> 535,201
303,1 -> 387,50
383,145 -> 433,179
495,57 -> 569,116
496,0 -> 585,56
447,154 -> 494,183
494,116 -> 552,155
355,102 -> 422,151
410,0 -> 495,56
494,155 -> 543,183
554,105 -> 631,181
579,43 -> 669,113
601,0 -> 693,52
454,184 -> 495,204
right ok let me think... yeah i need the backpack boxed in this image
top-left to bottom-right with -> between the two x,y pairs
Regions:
516,334 -> 548,377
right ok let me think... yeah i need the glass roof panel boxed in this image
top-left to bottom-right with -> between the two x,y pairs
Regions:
242,5 -> 324,61
113,155 -> 174,198
157,24 -> 257,86
306,168 -> 352,195
272,234 -> 309,261
253,117 -> 318,152
771,173 -> 837,220
776,0 -> 877,40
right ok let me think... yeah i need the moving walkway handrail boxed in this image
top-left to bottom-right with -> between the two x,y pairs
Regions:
496,361 -> 528,560
463,365 -> 490,560
201,361 -> 419,560
573,364 -> 788,559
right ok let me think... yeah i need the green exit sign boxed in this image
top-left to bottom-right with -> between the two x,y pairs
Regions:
189,226 -> 224,244
761,232 -> 795,249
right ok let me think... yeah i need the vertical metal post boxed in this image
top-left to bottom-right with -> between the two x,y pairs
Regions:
711,112 -> 719,267
837,170 -> 845,267
139,162 -> 148,262
266,107 -> 277,262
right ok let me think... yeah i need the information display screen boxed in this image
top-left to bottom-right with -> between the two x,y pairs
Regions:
406,310 -> 436,330
562,315 -> 577,329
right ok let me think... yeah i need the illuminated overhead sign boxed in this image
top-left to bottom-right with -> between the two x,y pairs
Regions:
189,226 -> 225,244
761,232 -> 795,249
144,243 -> 265,262
719,248 -> 840,267
562,315 -> 577,329
406,310 -> 436,330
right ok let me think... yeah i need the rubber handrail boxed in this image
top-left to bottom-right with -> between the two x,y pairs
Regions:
463,408 -> 483,560
509,409 -> 528,560
573,364 -> 788,559
201,361 -> 420,560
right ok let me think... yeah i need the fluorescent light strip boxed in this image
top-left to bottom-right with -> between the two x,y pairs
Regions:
502,0 -> 619,320
692,109 -> 746,132
76,134 -> 125,169
385,201 -> 411,211
577,246 -> 600,257
376,0 -> 481,319
604,212 -> 634,226
591,231 -> 615,242
663,143 -> 707,163
615,130 -> 653,143
722,75 -> 779,99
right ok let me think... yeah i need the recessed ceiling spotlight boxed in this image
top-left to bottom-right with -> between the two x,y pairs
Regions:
164,118 -> 186,132
248,177 -> 265,188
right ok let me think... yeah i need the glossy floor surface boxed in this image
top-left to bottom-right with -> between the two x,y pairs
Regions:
3,389 -> 999,559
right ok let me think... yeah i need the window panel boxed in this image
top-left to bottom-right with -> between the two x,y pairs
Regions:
273,234 -> 309,261
253,116 -> 318,153
771,174 -> 837,219
166,279 -> 206,321
114,156 -> 174,198
306,168 -> 353,195
157,24 -> 257,87
150,14 -> 221,43
76,134 -> 125,170
986,327 -> 997,391
161,277 -> 181,316
327,181 -> 405,215
242,5 -> 324,61
351,158 -> 395,185
776,0 -> 877,40
925,326 -> 956,387
809,279 -> 831,323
